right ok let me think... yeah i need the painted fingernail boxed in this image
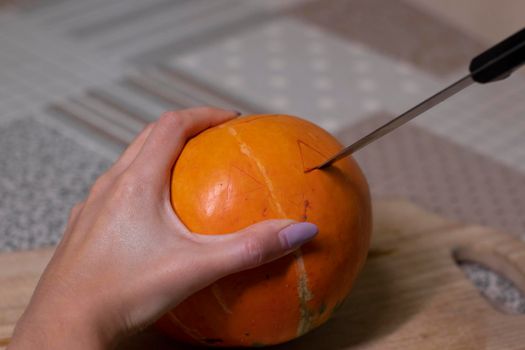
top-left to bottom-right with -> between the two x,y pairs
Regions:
279,223 -> 318,249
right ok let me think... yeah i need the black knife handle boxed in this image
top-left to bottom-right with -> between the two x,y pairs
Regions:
469,27 -> 525,83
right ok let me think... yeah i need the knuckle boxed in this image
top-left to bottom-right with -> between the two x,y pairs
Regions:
112,173 -> 148,200
158,111 -> 190,136
241,237 -> 265,267
159,111 -> 186,127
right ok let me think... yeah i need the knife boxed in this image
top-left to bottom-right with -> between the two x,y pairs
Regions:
306,27 -> 525,173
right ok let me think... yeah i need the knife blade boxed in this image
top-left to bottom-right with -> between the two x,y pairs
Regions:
306,26 -> 525,172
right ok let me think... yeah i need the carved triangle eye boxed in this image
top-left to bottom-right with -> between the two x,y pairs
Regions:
297,140 -> 326,172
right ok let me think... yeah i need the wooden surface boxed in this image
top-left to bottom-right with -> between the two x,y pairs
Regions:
1,199 -> 524,349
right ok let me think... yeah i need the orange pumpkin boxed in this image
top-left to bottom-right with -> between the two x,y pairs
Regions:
156,114 -> 371,347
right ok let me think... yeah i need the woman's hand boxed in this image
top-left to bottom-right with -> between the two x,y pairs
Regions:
8,107 -> 318,349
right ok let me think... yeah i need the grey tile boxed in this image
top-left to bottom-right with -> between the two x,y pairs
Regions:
0,118 -> 111,252
70,0 -> 188,39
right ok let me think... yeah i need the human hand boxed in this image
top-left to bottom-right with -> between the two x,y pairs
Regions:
8,107 -> 318,349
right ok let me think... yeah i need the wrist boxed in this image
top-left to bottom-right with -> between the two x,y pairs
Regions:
9,296 -> 118,350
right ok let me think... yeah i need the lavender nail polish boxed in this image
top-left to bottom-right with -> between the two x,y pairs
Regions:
279,223 -> 318,249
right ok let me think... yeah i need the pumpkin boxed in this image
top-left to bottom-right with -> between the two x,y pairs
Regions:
156,114 -> 371,347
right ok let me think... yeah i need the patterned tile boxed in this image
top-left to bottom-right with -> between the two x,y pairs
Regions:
69,0 -> 186,39
291,0 -> 484,76
337,113 -> 525,239
412,74 -> 525,174
0,118 -> 111,252
167,17 -> 437,132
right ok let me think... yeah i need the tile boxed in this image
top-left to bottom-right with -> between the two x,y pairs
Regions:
0,117 -> 111,252
413,73 -> 525,174
129,3 -> 277,65
167,17 -> 438,132
291,0 -> 484,76
70,0 -> 186,39
337,112 -> 525,237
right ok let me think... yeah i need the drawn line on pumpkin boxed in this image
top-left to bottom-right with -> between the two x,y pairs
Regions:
228,126 -> 315,336
302,199 -> 310,221
231,164 -> 265,189
212,283 -> 233,314
226,165 -> 266,201
167,312 -> 207,344
297,139 -> 327,173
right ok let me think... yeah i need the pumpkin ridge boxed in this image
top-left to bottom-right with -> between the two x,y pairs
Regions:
227,123 -> 315,337
211,283 -> 232,314
227,126 -> 284,216
294,248 -> 315,336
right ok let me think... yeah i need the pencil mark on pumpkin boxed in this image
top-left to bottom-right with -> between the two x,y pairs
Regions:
287,191 -> 305,207
302,199 -> 310,221
226,164 -> 265,201
297,139 -> 326,173
231,164 -> 264,186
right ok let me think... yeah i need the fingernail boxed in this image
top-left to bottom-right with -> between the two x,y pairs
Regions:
279,223 -> 318,249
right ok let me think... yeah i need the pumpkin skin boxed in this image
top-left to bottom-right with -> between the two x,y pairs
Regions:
156,114 -> 371,347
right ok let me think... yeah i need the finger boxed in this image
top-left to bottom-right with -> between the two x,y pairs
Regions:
129,107 -> 239,185
199,220 -> 318,278
107,122 -> 155,177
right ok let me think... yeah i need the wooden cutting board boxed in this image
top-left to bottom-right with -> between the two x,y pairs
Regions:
1,199 -> 524,349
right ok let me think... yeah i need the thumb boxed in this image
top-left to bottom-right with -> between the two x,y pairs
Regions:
204,220 -> 318,277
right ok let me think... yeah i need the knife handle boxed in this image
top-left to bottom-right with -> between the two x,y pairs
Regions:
469,27 -> 525,83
